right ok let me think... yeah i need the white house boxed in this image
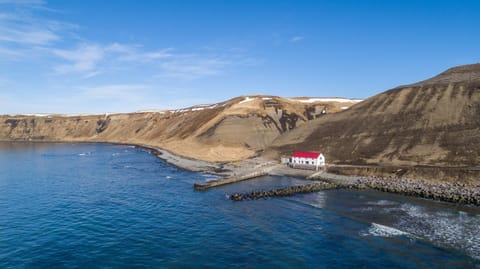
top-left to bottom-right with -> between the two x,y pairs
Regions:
289,151 -> 325,170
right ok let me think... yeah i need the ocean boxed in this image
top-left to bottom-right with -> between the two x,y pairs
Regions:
0,142 -> 478,268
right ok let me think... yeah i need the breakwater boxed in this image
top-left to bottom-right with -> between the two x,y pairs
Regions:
230,182 -> 360,201
229,170 -> 480,206
189,162 -> 480,206
358,176 -> 480,206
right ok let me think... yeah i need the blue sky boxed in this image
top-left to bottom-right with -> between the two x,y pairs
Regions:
0,0 -> 479,114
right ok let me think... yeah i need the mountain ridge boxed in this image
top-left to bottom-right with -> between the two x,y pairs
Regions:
0,95 -> 360,162
268,63 -> 480,167
1,63 -> 479,167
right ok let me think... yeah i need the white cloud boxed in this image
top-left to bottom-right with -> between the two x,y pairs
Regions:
159,55 -> 230,80
111,44 -> 173,62
291,36 -> 305,43
53,44 -> 105,76
0,0 -> 260,85
0,46 -> 24,57
51,42 -> 238,80
0,0 -> 72,52
0,27 -> 59,45
81,84 -> 150,100
0,0 -> 45,5
51,43 -> 172,78
120,49 -> 173,62
0,1 -> 263,114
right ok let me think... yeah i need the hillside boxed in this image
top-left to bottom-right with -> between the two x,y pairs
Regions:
269,64 -> 480,167
0,95 -> 360,162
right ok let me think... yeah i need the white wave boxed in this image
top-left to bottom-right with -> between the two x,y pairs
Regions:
400,204 -> 428,218
297,192 -> 326,209
366,200 -> 398,206
362,223 -> 411,238
398,204 -> 480,260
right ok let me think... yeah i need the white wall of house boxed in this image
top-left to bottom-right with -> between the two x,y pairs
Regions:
289,154 -> 325,167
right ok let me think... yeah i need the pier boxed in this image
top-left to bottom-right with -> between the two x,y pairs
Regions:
194,168 -> 271,191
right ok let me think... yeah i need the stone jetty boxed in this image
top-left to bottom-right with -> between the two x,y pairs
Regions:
230,182 -> 360,201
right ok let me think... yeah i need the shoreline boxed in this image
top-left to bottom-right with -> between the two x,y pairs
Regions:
228,166 -> 480,206
1,139 -> 479,206
0,139 -> 234,176
127,143 -> 235,176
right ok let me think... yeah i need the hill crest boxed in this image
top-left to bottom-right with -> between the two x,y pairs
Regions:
269,63 -> 480,166
0,95 -> 361,162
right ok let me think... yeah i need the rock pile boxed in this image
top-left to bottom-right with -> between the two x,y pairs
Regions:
230,182 -> 359,201
358,176 -> 480,206
230,174 -> 480,206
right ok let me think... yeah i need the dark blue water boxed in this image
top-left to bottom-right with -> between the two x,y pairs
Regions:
0,142 -> 479,268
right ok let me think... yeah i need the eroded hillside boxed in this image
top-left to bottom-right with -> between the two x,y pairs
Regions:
0,95 -> 361,162
269,64 -> 480,166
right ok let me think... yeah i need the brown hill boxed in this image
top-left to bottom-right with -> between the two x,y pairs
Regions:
269,64 -> 480,167
0,95 -> 360,162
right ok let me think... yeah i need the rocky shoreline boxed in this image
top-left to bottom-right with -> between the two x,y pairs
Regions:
355,176 -> 480,206
230,171 -> 480,206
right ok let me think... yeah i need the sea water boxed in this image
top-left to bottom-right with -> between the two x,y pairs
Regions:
0,142 -> 478,268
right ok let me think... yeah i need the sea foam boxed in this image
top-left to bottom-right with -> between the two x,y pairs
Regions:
361,223 -> 411,238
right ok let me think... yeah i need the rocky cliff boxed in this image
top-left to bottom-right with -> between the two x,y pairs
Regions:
269,64 -> 480,167
0,95 -> 360,162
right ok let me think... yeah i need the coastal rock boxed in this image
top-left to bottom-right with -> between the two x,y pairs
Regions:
229,182 -> 356,201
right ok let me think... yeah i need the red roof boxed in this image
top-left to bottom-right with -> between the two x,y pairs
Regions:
292,151 -> 321,159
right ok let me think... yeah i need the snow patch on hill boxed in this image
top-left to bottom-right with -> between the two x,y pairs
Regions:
239,97 -> 255,104
290,97 -> 363,103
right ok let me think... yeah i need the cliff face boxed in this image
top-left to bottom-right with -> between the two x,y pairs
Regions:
0,95 -> 360,162
270,64 -> 480,166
